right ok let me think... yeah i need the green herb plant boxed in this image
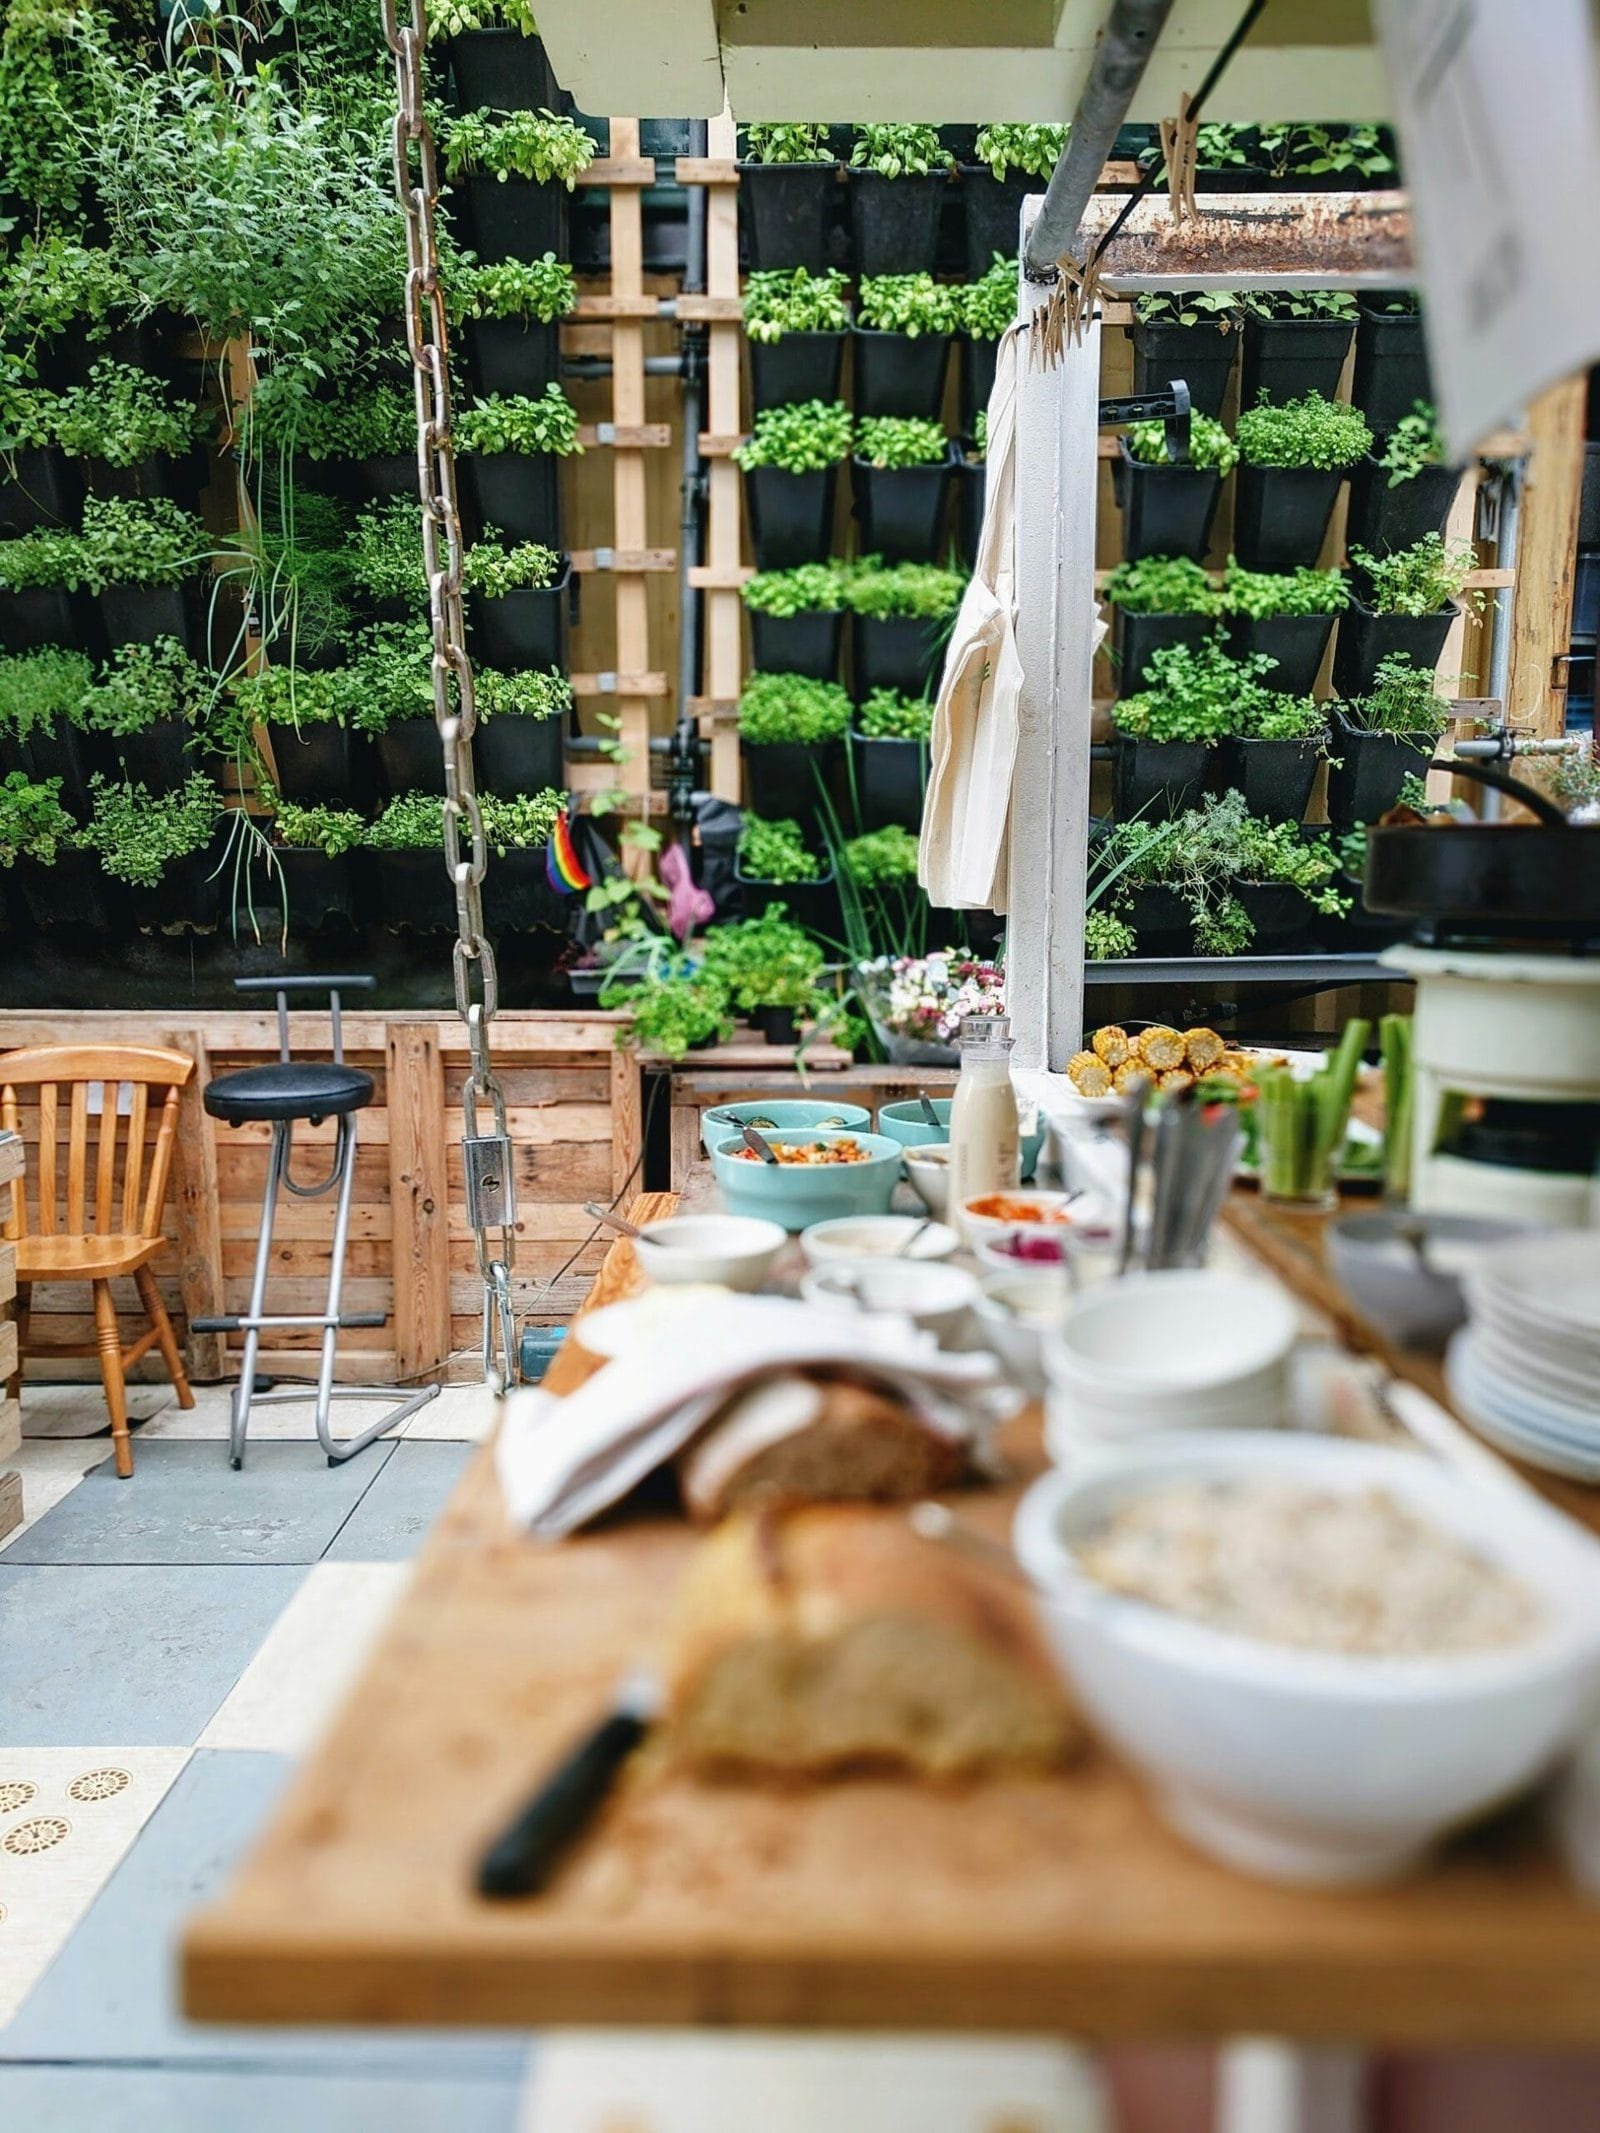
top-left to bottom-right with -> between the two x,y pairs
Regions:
734,400 -> 853,473
83,637 -> 213,738
1350,533 -> 1476,616
1236,288 -> 1359,323
464,537 -> 563,598
741,563 -> 853,617
743,124 -> 832,165
54,360 -> 201,466
855,416 -> 946,469
737,671 -> 851,746
849,125 -> 947,180
271,799 -> 366,856
1102,555 -> 1222,616
1235,391 -> 1372,470
452,253 -> 577,321
347,501 -> 425,605
0,771 -> 74,867
855,275 -> 960,338
1376,402 -> 1446,487
78,771 -> 222,888
960,255 -> 1018,341
1112,640 -> 1273,746
856,689 -> 932,741
440,109 -> 596,188
457,385 -> 582,457
700,910 -> 826,1012
1260,123 -> 1394,181
1340,652 -> 1452,736
738,814 -> 820,883
1125,412 -> 1238,473
843,559 -> 965,619
78,496 -> 211,589
1132,289 -> 1242,331
430,1 -> 542,34
743,269 -> 849,342
1222,559 -> 1349,617
972,123 -> 1068,181
0,648 -> 94,745
842,824 -> 920,885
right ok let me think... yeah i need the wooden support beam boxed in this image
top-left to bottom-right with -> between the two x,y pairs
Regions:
672,294 -> 745,322
608,1049 -> 642,1198
674,156 -> 739,185
686,564 -> 754,590
700,108 -> 746,803
1508,373 -> 1588,738
386,1024 -> 451,1386
573,294 -> 661,320
696,432 -> 744,457
569,547 -> 678,573
608,116 -> 659,815
582,156 -> 657,185
577,423 -> 672,449
569,669 -> 670,697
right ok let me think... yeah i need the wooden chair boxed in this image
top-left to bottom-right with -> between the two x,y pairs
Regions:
1,1044 -> 197,1478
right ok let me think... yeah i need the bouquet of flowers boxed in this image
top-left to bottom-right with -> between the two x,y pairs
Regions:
856,952 -> 1005,1063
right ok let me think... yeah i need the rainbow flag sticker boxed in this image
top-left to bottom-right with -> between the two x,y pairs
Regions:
545,808 -> 594,895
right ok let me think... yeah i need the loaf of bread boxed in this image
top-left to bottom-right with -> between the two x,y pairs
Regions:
675,1372 -> 967,1524
665,1504 -> 1078,1777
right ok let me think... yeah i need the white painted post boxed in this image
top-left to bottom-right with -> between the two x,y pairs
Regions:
1006,226 -> 1102,1074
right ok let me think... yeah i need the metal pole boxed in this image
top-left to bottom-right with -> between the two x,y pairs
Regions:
1023,0 -> 1178,278
1481,460 -> 1523,824
677,120 -> 710,736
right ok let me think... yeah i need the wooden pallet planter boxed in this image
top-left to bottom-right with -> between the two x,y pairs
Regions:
0,1013 -> 640,1390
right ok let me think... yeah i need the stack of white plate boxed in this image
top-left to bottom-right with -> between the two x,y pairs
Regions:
1042,1270 -> 1299,1453
1448,1234 -> 1600,1479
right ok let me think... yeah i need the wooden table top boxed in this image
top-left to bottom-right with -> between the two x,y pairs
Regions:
182,1188 -> 1600,2045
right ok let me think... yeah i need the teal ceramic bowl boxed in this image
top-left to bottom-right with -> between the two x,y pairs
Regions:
699,1097 -> 873,1158
876,1098 -> 1046,1181
710,1128 -> 905,1231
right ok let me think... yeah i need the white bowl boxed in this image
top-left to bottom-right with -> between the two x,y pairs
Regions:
800,1258 -> 980,1341
1045,1269 -> 1298,1396
631,1214 -> 787,1291
1015,1432 -> 1600,1886
903,1142 -> 951,1217
1044,1366 -> 1287,1453
799,1215 -> 959,1265
959,1188 -> 1084,1249
974,1269 -> 1071,1395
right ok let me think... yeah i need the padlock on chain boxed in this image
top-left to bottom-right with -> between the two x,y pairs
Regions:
463,1132 -> 517,1231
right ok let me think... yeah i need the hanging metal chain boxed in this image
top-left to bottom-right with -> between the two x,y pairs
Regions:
382,0 -> 518,1387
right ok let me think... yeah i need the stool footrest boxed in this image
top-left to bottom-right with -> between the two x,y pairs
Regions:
193,1311 -> 390,1334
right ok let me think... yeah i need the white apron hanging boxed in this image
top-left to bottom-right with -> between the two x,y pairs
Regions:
918,321 -> 1025,914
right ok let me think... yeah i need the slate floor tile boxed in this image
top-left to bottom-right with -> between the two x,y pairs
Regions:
321,1442 -> 476,1561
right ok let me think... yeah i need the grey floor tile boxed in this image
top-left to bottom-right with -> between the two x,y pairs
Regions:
0,1751 -> 529,2080
0,2064 -> 522,2133
0,1565 -> 306,1745
0,2067 -> 526,2132
322,1442 -> 476,1562
3,1442 -> 395,1567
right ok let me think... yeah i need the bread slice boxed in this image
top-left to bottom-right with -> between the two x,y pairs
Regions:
676,1372 -> 967,1525
665,1504 -> 1078,1778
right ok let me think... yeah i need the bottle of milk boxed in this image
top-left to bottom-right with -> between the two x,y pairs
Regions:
946,1014 -> 1020,1235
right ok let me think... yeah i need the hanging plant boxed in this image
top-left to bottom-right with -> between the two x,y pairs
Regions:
440,108 -> 596,188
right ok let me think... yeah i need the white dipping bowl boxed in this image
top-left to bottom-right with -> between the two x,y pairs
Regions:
1015,1431 -> 1600,1887
959,1188 -> 1084,1250
903,1142 -> 952,1217
631,1214 -> 786,1291
799,1215 -> 959,1265
800,1258 -> 980,1341
974,1268 -> 1071,1396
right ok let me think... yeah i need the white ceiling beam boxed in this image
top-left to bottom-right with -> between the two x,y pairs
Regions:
537,0 -> 725,119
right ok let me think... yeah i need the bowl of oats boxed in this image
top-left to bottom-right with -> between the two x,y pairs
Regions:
1015,1432 -> 1600,1886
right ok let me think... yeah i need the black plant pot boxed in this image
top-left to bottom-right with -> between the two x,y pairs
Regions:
960,166 -> 1031,277
850,171 -> 947,277
357,453 -> 418,505
1130,317 -> 1238,419
1216,733 -> 1325,823
376,717 -> 449,796
102,716 -> 195,794
743,464 -> 837,570
465,316 -> 562,399
1238,315 -> 1355,411
749,607 -> 844,683
852,611 -> 950,700
1232,462 -> 1345,572
0,446 -> 83,533
128,826 -> 229,933
753,1003 -> 801,1047
15,850 -> 113,932
1317,869 -> 1408,950
0,586 -> 98,655
1112,735 -> 1210,819
1113,442 -> 1222,563
1325,706 -> 1436,826
851,729 -> 928,831
1236,879 -> 1315,948
448,28 -> 557,112
474,711 -> 566,797
469,557 -> 572,671
263,720 -> 376,806
273,847 -> 360,932
735,863 -> 840,939
1344,453 -> 1460,559
738,162 -> 837,274
462,174 -> 570,266
97,579 -> 202,657
852,454 -> 951,564
1225,610 -> 1338,696
1120,884 -> 1190,952
1331,595 -> 1454,697
483,847 -> 568,934
748,331 -> 846,412
81,450 -> 206,512
366,849 -> 457,931
740,737 -> 842,836
1576,551 -> 1600,640
960,336 -> 999,434
1114,610 -> 1217,689
850,327 -> 951,420
462,452 -> 562,545
1352,298 -> 1433,439
953,451 -> 984,572
18,725 -> 93,809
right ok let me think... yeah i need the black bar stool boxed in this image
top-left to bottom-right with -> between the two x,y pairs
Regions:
196,977 -> 439,1468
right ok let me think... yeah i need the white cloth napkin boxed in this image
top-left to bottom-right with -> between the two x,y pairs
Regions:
497,1294 -> 1006,1539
